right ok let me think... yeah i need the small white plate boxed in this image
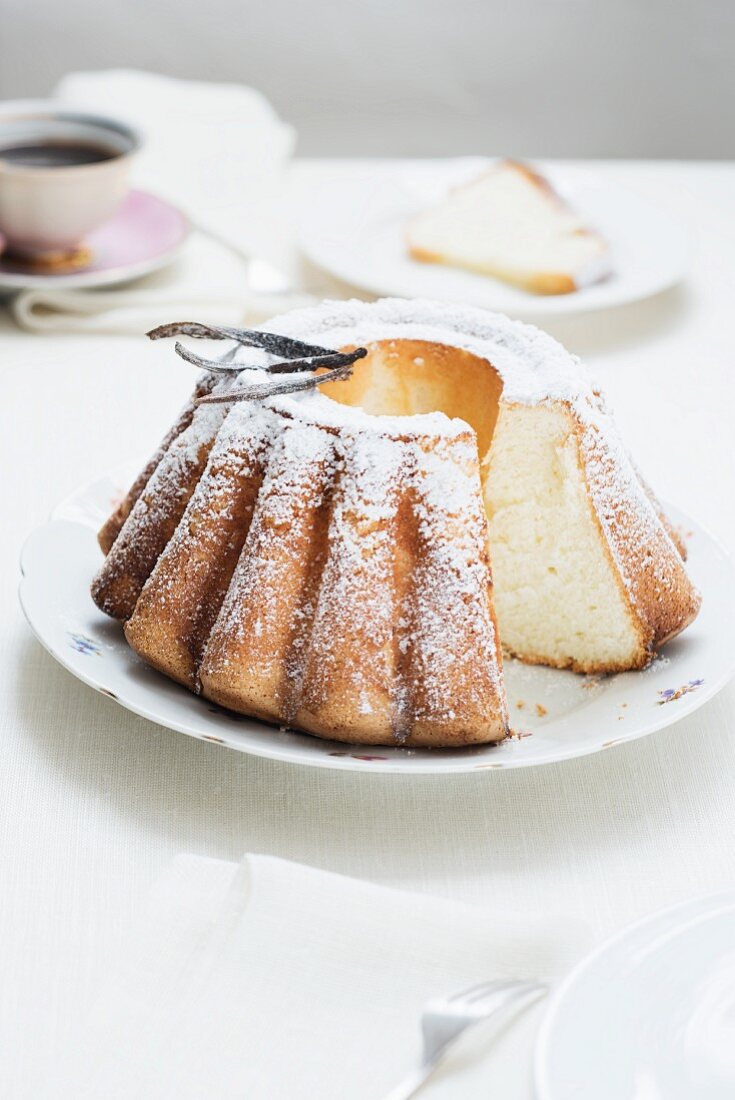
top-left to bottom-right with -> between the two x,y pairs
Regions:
18,467 -> 734,774
536,890 -> 735,1099
296,159 -> 690,317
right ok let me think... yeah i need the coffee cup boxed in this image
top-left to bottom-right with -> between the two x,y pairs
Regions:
0,102 -> 141,259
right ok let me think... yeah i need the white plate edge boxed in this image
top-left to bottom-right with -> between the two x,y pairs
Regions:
534,887 -> 735,1100
17,489 -> 735,775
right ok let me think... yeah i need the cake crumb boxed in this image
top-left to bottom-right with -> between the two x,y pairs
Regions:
516,700 -> 525,710
535,703 -> 547,717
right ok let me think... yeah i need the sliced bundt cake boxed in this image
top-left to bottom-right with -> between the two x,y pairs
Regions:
92,299 -> 700,747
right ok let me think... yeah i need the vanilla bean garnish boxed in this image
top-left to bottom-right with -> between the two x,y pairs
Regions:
195,361 -> 357,404
175,340 -> 366,376
147,321 -> 335,360
149,319 -> 367,404
256,350 -> 366,375
171,344 -> 242,374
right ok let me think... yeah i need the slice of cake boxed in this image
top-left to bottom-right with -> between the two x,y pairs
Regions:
407,160 -> 611,295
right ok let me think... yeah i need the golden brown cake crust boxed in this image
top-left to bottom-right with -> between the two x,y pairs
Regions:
97,373 -> 217,556
574,406 -> 701,668
407,243 -> 578,295
123,419 -> 272,688
195,410 -> 509,748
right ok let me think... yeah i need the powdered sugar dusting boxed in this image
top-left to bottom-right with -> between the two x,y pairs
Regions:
407,433 -> 506,730
195,407 -> 507,741
249,298 -> 698,651
257,297 -> 595,412
577,391 -> 700,643
92,378 -> 235,616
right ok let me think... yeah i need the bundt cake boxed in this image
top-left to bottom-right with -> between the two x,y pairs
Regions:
91,298 -> 700,748
407,160 -> 611,294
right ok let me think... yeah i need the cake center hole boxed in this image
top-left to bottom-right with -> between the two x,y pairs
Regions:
318,338 -> 503,463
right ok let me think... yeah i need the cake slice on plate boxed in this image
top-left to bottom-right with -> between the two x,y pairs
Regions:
407,160 -> 611,295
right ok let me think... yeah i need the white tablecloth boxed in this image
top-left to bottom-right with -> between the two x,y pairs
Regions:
2,160 -> 735,1098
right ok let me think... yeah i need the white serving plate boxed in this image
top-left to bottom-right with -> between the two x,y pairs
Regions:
296,159 -> 690,317
536,890 -> 735,1099
18,466 -> 734,774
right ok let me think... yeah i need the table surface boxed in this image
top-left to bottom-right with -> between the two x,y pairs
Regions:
3,159 -> 735,1097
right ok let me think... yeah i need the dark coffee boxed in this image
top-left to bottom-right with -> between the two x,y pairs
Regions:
0,141 -> 118,168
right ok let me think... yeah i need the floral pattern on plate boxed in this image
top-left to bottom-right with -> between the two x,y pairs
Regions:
657,679 -> 705,705
67,631 -> 103,657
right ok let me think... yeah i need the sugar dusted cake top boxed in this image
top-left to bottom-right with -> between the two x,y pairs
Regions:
238,297 -> 598,433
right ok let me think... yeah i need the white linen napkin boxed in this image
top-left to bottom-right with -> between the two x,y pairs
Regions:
11,233 -> 313,335
11,70 -> 310,334
43,854 -> 590,1100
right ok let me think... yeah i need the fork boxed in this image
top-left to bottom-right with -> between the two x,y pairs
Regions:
383,978 -> 546,1100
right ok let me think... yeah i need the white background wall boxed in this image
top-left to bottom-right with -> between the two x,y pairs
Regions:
0,0 -> 731,157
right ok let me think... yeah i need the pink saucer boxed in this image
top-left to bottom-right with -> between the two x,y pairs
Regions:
0,190 -> 189,291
